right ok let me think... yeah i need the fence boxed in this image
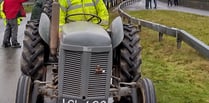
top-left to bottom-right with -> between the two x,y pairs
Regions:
118,0 -> 209,59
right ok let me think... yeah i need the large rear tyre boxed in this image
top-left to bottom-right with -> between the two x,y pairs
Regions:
137,78 -> 156,103
21,20 -> 45,80
115,24 -> 156,103
120,24 -> 141,82
18,1 -> 53,102
15,74 -> 31,103
21,0 -> 52,80
113,24 -> 142,103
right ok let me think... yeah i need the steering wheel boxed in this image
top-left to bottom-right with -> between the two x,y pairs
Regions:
65,13 -> 102,24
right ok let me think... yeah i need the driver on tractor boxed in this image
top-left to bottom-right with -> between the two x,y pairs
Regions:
58,0 -> 109,34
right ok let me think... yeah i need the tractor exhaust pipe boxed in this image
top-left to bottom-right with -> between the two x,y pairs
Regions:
50,1 -> 60,55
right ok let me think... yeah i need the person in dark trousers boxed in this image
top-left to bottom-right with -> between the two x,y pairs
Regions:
168,0 -> 173,6
145,0 -> 149,9
148,0 -> 152,9
153,0 -> 157,9
30,0 -> 46,20
174,0 -> 178,6
145,0 -> 152,9
2,0 -> 27,48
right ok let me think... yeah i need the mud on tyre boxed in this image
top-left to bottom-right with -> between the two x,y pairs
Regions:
120,24 -> 141,83
112,24 -> 141,103
21,0 -> 53,80
117,24 -> 156,103
21,20 -> 45,80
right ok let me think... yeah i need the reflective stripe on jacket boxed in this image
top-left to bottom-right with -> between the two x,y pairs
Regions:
0,1 -> 6,25
59,0 -> 109,30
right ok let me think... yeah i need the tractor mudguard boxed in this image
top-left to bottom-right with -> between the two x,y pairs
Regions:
110,16 -> 124,48
39,13 -> 50,44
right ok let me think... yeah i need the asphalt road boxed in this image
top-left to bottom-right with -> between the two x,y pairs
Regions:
126,0 -> 209,16
0,14 -> 30,103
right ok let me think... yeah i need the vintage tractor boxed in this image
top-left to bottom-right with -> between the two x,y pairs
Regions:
15,0 -> 156,103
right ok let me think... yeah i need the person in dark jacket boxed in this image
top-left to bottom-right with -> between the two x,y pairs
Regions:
2,0 -> 27,48
30,0 -> 45,20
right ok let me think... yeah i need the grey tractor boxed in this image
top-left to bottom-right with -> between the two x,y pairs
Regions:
15,0 -> 156,103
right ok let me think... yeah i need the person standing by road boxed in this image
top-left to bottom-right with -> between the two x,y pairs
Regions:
174,0 -> 178,6
30,0 -> 46,20
168,0 -> 173,6
0,1 -> 23,43
145,0 -> 152,9
2,0 -> 27,48
153,0 -> 157,9
148,0 -> 152,9
145,0 -> 149,9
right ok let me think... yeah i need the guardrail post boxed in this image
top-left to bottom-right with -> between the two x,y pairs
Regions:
176,30 -> 182,49
177,37 -> 182,49
159,32 -> 163,42
138,24 -> 141,32
128,19 -> 131,24
122,16 -> 126,22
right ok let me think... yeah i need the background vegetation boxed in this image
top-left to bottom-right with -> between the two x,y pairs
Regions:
23,4 -> 33,13
110,10 -> 209,103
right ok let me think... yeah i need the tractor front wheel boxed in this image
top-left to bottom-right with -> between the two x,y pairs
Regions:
15,74 -> 44,103
137,78 -> 157,103
15,74 -> 31,103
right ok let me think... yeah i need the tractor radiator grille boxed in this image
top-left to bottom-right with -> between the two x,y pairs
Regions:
88,53 -> 109,97
61,49 -> 110,98
62,50 -> 82,97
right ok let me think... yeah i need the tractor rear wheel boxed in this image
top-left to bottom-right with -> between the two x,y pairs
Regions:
21,20 -> 45,80
113,24 -> 141,103
21,0 -> 52,81
120,24 -> 142,83
116,24 -> 156,103
19,0 -> 53,102
19,20 -> 45,103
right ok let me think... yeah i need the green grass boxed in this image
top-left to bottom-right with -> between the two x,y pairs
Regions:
127,10 -> 209,45
110,10 -> 209,103
23,5 -> 33,13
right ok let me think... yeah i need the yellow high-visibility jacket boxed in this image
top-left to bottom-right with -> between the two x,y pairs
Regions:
59,0 -> 109,30
0,1 -> 22,26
